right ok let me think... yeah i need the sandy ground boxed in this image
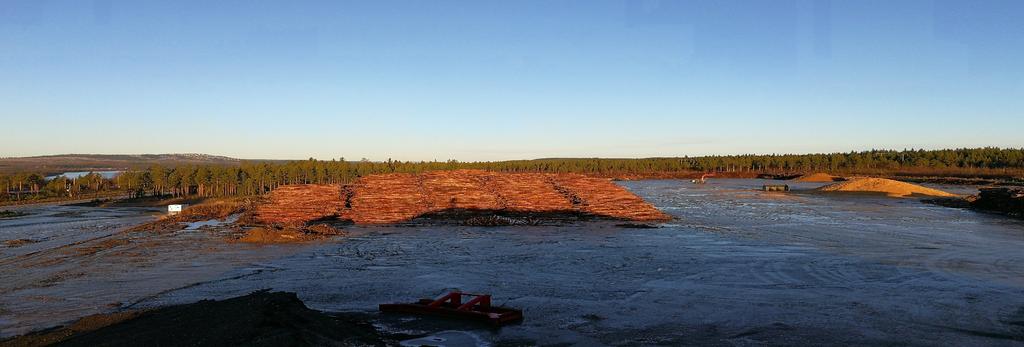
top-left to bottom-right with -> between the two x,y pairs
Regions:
2,180 -> 1023,345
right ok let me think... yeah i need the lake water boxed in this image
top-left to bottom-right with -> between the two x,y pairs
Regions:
44,171 -> 122,181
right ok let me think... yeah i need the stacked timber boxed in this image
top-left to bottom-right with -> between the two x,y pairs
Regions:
254,170 -> 672,225
486,173 -> 574,212
550,175 -> 670,221
344,173 -> 429,224
419,170 -> 503,210
253,184 -> 343,226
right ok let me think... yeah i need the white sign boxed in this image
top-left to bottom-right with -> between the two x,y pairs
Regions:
168,204 -> 184,213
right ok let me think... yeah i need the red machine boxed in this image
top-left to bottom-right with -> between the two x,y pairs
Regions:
379,292 -> 523,326
691,172 -> 715,184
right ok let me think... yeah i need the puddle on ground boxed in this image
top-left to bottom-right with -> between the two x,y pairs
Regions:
400,330 -> 490,347
184,214 -> 240,230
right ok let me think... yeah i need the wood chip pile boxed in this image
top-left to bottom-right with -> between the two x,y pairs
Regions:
254,170 -> 671,225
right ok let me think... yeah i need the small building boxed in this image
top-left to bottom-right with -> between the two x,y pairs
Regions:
168,204 -> 186,215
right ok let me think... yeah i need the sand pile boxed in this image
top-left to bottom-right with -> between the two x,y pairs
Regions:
794,173 -> 845,182
254,170 -> 671,225
815,177 -> 956,197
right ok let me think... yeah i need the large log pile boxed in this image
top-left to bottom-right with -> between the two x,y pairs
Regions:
344,173 -> 429,224
253,184 -> 344,225
254,170 -> 671,225
419,170 -> 503,211
486,173 -> 574,212
550,175 -> 672,221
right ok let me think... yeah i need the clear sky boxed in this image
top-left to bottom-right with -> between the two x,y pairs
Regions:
1,0 -> 1021,161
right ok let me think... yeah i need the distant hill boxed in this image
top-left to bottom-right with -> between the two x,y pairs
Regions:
0,154 -> 274,174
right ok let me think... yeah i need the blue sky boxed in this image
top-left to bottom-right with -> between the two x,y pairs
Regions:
1,0 -> 1021,161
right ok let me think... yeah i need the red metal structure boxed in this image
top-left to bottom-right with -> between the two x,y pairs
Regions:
691,173 -> 715,184
379,292 -> 523,326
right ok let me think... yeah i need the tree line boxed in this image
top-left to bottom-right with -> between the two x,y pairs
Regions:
2,147 -> 1022,203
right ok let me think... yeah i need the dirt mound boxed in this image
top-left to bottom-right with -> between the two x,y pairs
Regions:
971,187 -> 1024,217
124,197 -> 348,244
254,170 -> 671,225
815,177 -> 956,197
304,223 -> 346,235
236,228 -> 313,243
794,173 -> 845,182
4,239 -> 37,248
236,224 -> 345,244
183,200 -> 246,220
1,311 -> 144,347
1,291 -> 391,347
0,210 -> 28,219
73,196 -> 212,208
128,198 -> 248,233
462,215 -> 539,226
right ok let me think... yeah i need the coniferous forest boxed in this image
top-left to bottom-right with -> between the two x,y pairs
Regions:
2,147 -> 1022,203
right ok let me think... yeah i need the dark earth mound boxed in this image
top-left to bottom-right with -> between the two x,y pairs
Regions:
1,291 -> 393,347
925,187 -> 1024,218
0,210 -> 28,219
973,187 -> 1024,217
